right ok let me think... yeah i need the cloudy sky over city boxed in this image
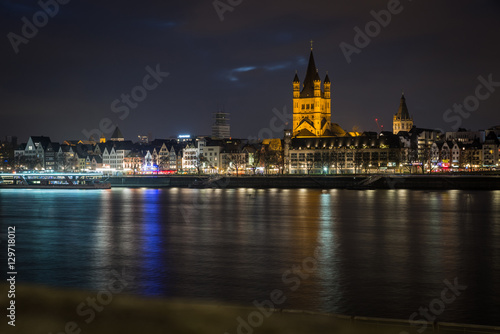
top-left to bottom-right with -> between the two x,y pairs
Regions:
1,0 -> 499,142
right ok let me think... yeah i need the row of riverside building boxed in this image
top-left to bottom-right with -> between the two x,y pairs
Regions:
8,128 -> 261,175
2,47 -> 499,175
5,125 -> 500,175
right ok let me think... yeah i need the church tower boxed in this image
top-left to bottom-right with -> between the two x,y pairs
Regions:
393,93 -> 414,134
292,44 -> 332,137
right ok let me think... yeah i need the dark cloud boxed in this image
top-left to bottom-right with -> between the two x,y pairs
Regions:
1,0 -> 499,142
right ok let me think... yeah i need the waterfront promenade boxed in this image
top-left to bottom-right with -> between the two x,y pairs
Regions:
1,284 -> 499,334
108,174 -> 500,190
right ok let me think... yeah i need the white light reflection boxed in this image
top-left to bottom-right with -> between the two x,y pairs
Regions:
317,190 -> 342,310
424,191 -> 443,271
118,189 -> 139,259
427,191 -> 443,232
92,189 -> 114,290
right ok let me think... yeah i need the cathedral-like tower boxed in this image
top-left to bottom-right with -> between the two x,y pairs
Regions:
292,47 -> 332,137
393,93 -> 413,134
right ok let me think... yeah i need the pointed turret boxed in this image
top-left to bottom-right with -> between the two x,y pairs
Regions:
314,69 -> 321,97
314,69 -> 321,82
324,73 -> 331,99
293,71 -> 300,98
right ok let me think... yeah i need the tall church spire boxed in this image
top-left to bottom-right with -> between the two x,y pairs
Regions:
393,93 -> 414,134
301,50 -> 318,98
396,94 -> 410,120
110,126 -> 124,141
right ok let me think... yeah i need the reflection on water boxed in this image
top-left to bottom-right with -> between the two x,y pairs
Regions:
0,188 -> 499,326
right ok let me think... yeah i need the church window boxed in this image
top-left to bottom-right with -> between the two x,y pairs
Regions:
302,104 -> 305,110
311,104 -> 314,109
306,104 -> 310,110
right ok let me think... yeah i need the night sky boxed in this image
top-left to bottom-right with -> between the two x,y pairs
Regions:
1,0 -> 500,142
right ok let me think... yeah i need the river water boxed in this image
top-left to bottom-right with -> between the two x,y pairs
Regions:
0,188 -> 499,326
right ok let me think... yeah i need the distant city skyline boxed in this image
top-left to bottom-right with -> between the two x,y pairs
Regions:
1,0 -> 500,142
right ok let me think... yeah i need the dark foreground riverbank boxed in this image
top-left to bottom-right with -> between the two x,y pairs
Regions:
2,284 -> 499,334
108,175 -> 500,190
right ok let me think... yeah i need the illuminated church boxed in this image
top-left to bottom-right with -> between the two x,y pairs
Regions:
292,45 -> 411,139
392,93 -> 414,134
292,46 -> 347,138
284,45 -> 415,174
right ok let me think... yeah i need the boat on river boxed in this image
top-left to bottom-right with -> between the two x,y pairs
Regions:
0,172 -> 111,189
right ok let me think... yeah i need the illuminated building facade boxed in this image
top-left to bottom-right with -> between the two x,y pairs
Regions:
286,132 -> 404,174
393,94 -> 414,134
292,47 -> 332,137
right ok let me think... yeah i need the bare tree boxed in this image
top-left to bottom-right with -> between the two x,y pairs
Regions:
227,153 -> 246,176
337,149 -> 346,174
247,150 -> 260,175
460,146 -> 480,172
193,154 -> 208,175
159,156 -> 170,171
260,146 -> 280,175
330,151 -> 338,174
398,147 -> 413,174
306,159 -> 314,175
354,149 -> 363,175
320,152 -> 331,175
0,143 -> 14,171
417,145 -> 432,174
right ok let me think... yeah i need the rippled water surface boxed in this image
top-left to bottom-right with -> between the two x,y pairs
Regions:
1,188 -> 499,326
